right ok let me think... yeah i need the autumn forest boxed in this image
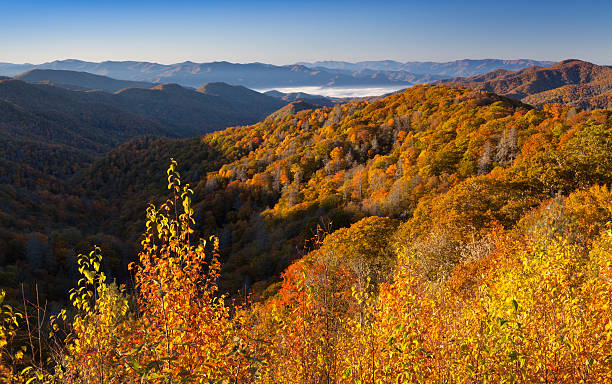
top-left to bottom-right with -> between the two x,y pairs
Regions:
0,77 -> 610,383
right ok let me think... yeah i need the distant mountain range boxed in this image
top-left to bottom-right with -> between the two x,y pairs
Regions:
0,58 -> 555,90
298,59 -> 555,77
8,67 -> 345,109
437,59 -> 612,110
0,60 -> 415,89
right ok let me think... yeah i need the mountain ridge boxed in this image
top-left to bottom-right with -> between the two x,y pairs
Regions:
437,59 -> 612,109
298,58 -> 556,76
0,60 -> 415,89
14,69 -> 156,92
0,58 -> 558,89
1,74 -> 288,138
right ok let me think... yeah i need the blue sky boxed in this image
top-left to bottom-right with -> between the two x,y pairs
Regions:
1,0 -> 611,65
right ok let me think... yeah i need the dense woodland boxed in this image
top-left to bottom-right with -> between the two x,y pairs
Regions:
1,84 -> 611,382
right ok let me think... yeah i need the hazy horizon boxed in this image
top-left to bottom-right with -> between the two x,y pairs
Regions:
2,0 -> 612,65
0,57 -> 567,66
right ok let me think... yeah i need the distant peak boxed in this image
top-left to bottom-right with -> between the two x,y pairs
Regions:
151,83 -> 185,92
54,59 -> 86,63
200,81 -> 233,87
17,68 -> 87,76
558,59 -> 589,65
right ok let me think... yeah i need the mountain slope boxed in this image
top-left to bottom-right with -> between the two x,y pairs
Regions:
2,85 -> 611,383
0,79 -> 172,150
1,82 -> 611,309
438,59 -> 612,109
0,78 -> 287,240
72,84 -> 611,294
0,79 -> 173,178
198,82 -> 289,119
1,77 -> 288,138
0,62 -> 35,77
97,82 -> 286,135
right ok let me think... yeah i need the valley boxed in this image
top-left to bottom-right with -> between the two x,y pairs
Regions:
1,56 -> 611,383
2,59 -> 611,298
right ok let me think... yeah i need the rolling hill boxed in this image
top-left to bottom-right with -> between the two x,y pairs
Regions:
198,82 -> 291,119
0,80 -> 171,151
1,75 -> 288,139
0,77 -> 287,245
0,78 -> 173,181
438,59 -> 612,109
264,89 -> 336,107
84,82 -> 287,136
265,100 -> 322,120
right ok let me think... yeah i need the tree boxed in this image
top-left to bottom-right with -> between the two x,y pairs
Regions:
495,127 -> 518,165
478,141 -> 494,175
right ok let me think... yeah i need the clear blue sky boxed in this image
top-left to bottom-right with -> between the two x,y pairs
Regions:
1,0 -> 611,65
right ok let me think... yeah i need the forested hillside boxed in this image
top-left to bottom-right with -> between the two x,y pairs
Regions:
75,85 -> 611,292
0,78 -> 173,190
0,77 -> 285,304
0,76 -> 285,192
1,84 -> 611,382
4,84 -> 611,292
1,77 -> 287,138
439,59 -> 612,109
